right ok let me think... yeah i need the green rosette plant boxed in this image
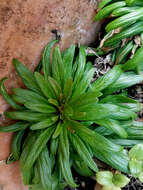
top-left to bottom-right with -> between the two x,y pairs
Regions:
0,40 -> 143,189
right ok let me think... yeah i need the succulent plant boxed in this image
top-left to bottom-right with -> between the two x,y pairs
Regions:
1,40 -> 143,189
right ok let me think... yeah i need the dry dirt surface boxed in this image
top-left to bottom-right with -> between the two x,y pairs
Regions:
0,0 -> 101,189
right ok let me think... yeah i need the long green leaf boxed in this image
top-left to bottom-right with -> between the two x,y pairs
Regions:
21,127 -> 55,171
34,72 -> 56,99
42,40 -> 58,78
13,59 -> 40,93
37,147 -> 53,189
59,127 -> 77,187
103,72 -> 143,95
0,78 -> 22,110
72,46 -> 86,90
11,130 -> 25,160
92,65 -> 123,91
70,134 -> 98,172
5,111 -> 49,121
0,122 -> 29,132
13,88 -> 49,104
30,116 -> 58,130
62,44 -> 75,82
95,118 -> 128,138
71,68 -> 95,100
67,120 -> 122,153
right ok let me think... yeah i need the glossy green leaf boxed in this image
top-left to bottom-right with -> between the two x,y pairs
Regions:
103,72 -> 143,95
67,120 -> 122,153
129,159 -> 142,177
92,65 -> 123,91
72,68 -> 95,99
63,77 -> 73,102
11,130 -> 25,160
37,147 -> 52,189
42,40 -> 58,78
5,111 -> 49,122
100,95 -> 141,112
70,133 -> 98,172
129,144 -> 143,160
106,7 -> 143,32
112,173 -> 130,188
95,1 -> 126,21
52,46 -> 64,86
96,171 -> 113,186
34,72 -> 55,99
13,88 -> 49,104
104,21 -> 143,47
62,44 -> 75,82
0,121 -> 29,132
48,76 -> 62,99
24,102 -> 57,113
95,118 -> 128,138
72,46 -> 86,90
21,127 -> 55,172
0,78 -> 22,110
30,116 -> 58,130
53,122 -> 63,139
13,59 -> 40,93
58,127 -> 77,187
122,46 -> 143,73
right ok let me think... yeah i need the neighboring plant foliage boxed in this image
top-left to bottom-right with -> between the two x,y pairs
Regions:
95,0 -> 143,70
1,39 -> 143,190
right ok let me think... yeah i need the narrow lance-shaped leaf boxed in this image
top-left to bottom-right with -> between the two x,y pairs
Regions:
100,95 -> 142,112
67,120 -> 122,153
37,147 -> 53,189
42,40 -> 58,78
59,126 -> 77,187
62,44 -> 75,82
0,78 -> 23,110
92,65 -> 123,91
21,127 -> 55,171
122,46 -> 143,73
53,121 -> 63,139
70,133 -> 98,172
13,88 -> 49,104
106,7 -> 143,32
0,122 -> 29,132
5,111 -> 49,122
34,72 -> 56,99
63,77 -> 73,102
11,130 -> 25,160
72,46 -> 86,90
48,76 -> 62,100
95,118 -> 128,138
20,132 -> 37,185
13,59 -> 40,93
104,21 -> 143,47
103,72 -> 143,95
30,116 -> 58,130
94,1 -> 126,21
24,102 -> 57,113
71,68 -> 95,100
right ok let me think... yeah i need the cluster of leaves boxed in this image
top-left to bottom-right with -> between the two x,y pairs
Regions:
94,0 -> 143,69
96,171 -> 130,190
0,39 -> 143,190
